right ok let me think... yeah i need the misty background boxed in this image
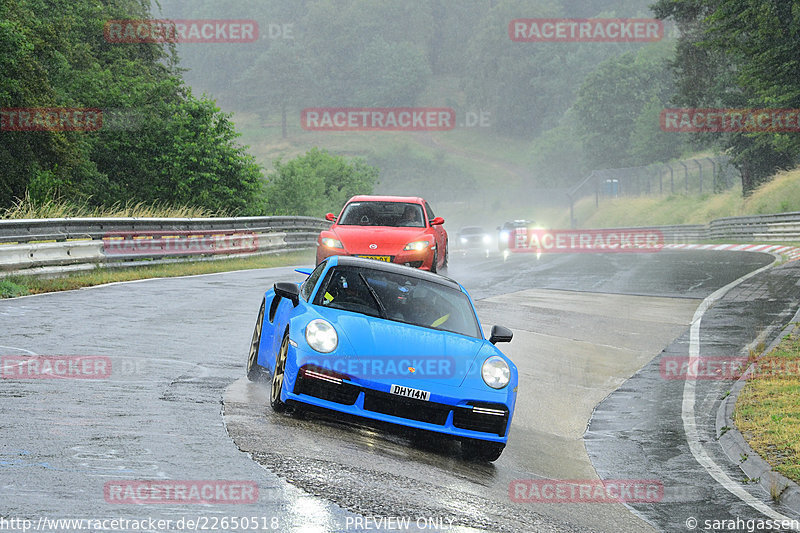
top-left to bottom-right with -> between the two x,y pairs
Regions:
3,0 -> 796,229
155,0 -> 679,226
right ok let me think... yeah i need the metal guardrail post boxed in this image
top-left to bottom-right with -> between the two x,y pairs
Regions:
695,160 -> 703,193
678,161 -> 689,193
706,157 -> 717,191
663,163 -> 674,194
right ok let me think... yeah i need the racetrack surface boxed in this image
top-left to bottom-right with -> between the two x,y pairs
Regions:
1,250 -> 796,532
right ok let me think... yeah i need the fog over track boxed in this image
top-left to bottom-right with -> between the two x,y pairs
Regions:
2,250 -> 796,532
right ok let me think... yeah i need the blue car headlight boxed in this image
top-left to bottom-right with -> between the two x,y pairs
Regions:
305,319 -> 338,353
482,356 -> 510,389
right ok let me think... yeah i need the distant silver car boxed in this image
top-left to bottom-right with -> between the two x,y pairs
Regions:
497,220 -> 533,251
457,226 -> 492,254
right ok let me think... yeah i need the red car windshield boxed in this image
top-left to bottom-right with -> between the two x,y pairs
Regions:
338,202 -> 425,228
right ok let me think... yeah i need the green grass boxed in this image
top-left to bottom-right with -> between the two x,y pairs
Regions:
570,167 -> 800,228
0,249 -> 314,298
0,278 -> 29,298
1,192 -> 222,220
735,330 -> 800,485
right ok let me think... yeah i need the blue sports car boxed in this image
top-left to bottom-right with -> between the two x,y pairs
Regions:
246,255 -> 517,461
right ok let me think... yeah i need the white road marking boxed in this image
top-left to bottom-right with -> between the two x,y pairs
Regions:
0,345 -> 38,355
682,254 -> 800,526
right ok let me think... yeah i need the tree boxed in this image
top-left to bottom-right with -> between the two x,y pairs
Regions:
572,44 -> 676,169
264,148 -> 378,216
0,0 -> 266,214
238,42 -> 316,138
652,0 -> 800,193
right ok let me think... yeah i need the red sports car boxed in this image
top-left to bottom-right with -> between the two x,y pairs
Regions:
316,195 -> 448,272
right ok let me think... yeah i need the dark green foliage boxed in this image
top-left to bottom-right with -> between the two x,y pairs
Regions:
264,148 -> 378,216
573,43 -> 682,170
652,0 -> 800,192
0,0 -> 264,213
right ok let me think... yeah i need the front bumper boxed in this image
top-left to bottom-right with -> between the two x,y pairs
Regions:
283,362 -> 513,443
316,246 -> 435,270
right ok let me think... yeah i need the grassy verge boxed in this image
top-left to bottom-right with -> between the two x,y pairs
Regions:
0,249 -> 315,299
734,328 -> 800,484
570,167 -> 800,229
1,193 -> 222,219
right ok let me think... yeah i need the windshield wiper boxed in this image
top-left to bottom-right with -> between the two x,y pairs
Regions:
358,273 -> 387,319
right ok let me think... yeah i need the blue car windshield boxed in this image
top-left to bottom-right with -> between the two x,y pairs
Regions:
313,266 -> 482,339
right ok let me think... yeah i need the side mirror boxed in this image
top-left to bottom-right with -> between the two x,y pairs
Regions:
325,213 -> 337,222
274,282 -> 300,307
489,325 -> 513,344
430,216 -> 445,226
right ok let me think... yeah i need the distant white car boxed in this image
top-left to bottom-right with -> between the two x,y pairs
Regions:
497,220 -> 533,251
457,226 -> 492,255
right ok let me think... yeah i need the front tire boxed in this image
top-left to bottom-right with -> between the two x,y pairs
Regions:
430,250 -> 438,274
461,438 -> 505,462
246,300 -> 266,381
270,330 -> 290,412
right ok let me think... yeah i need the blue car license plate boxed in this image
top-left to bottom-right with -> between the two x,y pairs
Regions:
390,384 -> 430,401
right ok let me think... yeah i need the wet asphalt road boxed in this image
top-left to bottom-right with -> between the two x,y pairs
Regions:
586,256 -> 800,532
0,249 -> 796,532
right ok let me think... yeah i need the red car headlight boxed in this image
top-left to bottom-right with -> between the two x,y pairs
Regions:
321,237 -> 344,249
403,240 -> 431,251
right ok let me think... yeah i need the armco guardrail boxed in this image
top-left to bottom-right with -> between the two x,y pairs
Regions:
582,212 -> 800,245
0,216 -> 330,275
2,211 -> 800,276
709,212 -> 800,241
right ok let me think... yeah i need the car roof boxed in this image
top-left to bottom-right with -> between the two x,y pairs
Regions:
503,220 -> 531,227
346,195 -> 425,204
328,256 -> 461,290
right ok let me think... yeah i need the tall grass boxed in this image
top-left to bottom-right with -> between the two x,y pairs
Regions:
1,192 -> 223,220
572,166 -> 800,228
